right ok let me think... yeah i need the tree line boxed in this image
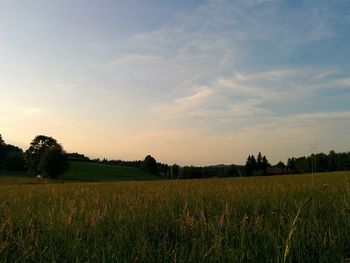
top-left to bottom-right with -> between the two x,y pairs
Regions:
244,152 -> 270,176
0,134 -> 25,171
0,134 -> 68,178
1,133 -> 349,179
285,151 -> 350,173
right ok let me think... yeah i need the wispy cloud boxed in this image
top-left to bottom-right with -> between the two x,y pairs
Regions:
152,87 -> 213,118
150,66 -> 349,134
20,107 -> 46,118
333,78 -> 350,87
108,54 -> 163,66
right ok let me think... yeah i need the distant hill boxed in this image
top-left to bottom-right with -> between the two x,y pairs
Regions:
62,161 -> 161,182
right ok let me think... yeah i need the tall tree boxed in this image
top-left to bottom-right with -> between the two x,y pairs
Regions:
0,134 -> 4,145
257,152 -> 263,170
328,150 -> 337,171
24,135 -> 63,173
275,161 -> 286,169
262,155 -> 269,169
250,155 -> 257,175
142,155 -> 158,175
2,145 -> 25,171
171,164 -> 180,179
245,155 -> 257,176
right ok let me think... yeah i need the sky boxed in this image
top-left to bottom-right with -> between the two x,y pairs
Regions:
1,0 -> 350,166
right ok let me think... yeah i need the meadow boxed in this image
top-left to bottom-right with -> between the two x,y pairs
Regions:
0,161 -> 159,185
62,161 -> 160,181
1,171 -> 350,262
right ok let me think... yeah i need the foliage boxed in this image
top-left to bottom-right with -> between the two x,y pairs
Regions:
287,150 -> 350,174
167,164 -> 180,179
24,135 -> 63,173
0,134 -> 4,145
245,153 -> 271,176
0,134 -> 25,171
1,172 -> 350,262
221,164 -> 239,177
142,155 -> 158,175
165,164 -> 240,179
3,145 -> 25,171
39,147 -> 69,178
276,161 -> 286,169
66,152 -> 91,162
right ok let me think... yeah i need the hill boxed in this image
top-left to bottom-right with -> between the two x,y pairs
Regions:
0,161 -> 160,184
0,171 -> 37,185
62,161 -> 160,181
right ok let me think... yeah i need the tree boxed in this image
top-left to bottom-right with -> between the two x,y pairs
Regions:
24,135 -> 63,174
257,152 -> 263,170
2,145 -> 25,171
275,161 -> 286,169
245,154 -> 270,176
0,135 -> 25,171
287,158 -> 296,171
142,155 -> 158,175
222,164 -> 239,177
245,155 -> 257,176
171,164 -> 180,179
328,150 -> 337,171
261,155 -> 270,173
39,147 -> 69,178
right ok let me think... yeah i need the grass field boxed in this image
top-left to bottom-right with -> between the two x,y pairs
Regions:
0,171 -> 37,185
1,171 -> 350,262
62,161 -> 160,181
0,161 -> 159,184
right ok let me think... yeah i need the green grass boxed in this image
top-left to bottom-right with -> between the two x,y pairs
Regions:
62,161 -> 160,181
1,172 -> 350,262
0,161 -> 160,185
0,171 -> 37,185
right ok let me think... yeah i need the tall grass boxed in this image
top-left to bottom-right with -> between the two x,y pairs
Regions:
1,172 -> 350,262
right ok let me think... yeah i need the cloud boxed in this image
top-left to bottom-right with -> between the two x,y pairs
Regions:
150,67 -> 350,135
108,54 -> 163,66
333,78 -> 350,87
152,87 -> 213,118
20,107 -> 46,117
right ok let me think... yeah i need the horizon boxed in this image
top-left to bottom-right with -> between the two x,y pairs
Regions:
2,135 -> 345,167
1,0 -> 350,166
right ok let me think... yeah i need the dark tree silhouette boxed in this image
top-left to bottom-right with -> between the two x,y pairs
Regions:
39,147 -> 69,178
222,164 -> 239,177
245,153 -> 270,176
257,152 -> 263,170
24,135 -> 63,174
275,161 -> 286,169
142,155 -> 158,175
0,135 -> 25,171
245,155 -> 257,176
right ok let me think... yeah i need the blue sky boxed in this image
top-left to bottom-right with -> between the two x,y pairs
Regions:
1,0 -> 350,165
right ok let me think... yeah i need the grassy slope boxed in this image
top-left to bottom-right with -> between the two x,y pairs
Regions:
62,161 -> 160,181
1,171 -> 350,262
0,171 -> 37,185
0,162 -> 160,184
